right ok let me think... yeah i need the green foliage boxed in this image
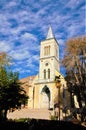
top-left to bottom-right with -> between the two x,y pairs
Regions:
49,112 -> 58,120
0,67 -> 28,120
50,115 -> 57,120
14,118 -> 31,123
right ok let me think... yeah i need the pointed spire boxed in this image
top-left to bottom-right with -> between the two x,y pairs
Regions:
46,26 -> 54,39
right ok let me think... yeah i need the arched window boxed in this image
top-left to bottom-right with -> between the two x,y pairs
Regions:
44,69 -> 46,79
48,69 -> 50,79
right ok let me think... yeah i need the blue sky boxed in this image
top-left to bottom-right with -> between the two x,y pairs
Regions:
0,0 -> 85,79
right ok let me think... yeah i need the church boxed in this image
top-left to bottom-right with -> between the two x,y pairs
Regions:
21,26 -> 68,110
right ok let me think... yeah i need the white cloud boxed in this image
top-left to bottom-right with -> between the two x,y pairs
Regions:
9,50 -> 30,60
66,0 -> 82,9
0,0 -> 85,78
58,39 -> 65,46
32,55 -> 39,61
0,41 -> 12,52
21,32 -> 37,41
5,1 -> 17,7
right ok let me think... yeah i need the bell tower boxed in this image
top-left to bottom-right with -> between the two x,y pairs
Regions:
39,26 -> 60,82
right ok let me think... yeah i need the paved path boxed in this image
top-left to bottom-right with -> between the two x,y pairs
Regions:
7,108 -> 54,120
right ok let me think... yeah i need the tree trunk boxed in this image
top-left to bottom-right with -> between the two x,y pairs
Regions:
0,109 -> 8,121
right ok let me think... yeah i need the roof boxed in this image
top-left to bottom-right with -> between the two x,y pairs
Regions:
46,26 -> 54,39
20,75 -> 36,95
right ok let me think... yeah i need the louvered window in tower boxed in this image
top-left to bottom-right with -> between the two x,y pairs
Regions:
44,46 -> 50,56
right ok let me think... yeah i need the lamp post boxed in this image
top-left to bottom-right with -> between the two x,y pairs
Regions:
55,75 -> 62,121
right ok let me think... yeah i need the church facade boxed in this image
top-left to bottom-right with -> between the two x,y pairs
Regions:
21,26 -> 67,110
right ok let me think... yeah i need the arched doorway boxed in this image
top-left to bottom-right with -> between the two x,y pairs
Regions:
40,85 -> 50,109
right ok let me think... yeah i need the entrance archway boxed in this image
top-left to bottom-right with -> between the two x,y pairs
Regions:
40,85 -> 50,109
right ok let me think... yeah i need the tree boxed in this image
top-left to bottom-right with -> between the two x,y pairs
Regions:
62,35 -> 86,122
0,52 -> 13,67
54,75 -> 62,121
0,69 -> 28,120
0,52 -> 28,120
